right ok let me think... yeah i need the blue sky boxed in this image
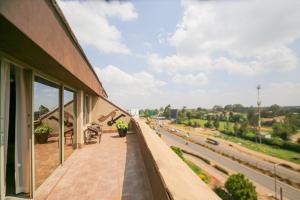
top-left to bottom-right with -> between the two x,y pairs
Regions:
58,0 -> 300,109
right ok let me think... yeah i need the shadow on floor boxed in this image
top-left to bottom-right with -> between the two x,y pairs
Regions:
120,134 -> 153,200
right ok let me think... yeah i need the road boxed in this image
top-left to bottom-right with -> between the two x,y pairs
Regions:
158,129 -> 300,200
165,127 -> 300,184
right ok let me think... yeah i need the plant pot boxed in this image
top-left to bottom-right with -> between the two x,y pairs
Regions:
118,128 -> 128,137
36,134 -> 49,144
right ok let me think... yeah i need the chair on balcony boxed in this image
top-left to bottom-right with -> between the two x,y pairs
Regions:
64,128 -> 73,144
84,122 -> 102,144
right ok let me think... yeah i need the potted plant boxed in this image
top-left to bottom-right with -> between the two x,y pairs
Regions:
116,120 -> 128,137
34,123 -> 52,144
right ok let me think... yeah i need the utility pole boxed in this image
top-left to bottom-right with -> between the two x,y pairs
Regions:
257,84 -> 262,144
274,164 -> 277,200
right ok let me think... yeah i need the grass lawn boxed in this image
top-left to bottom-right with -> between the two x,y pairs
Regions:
222,135 -> 300,165
171,146 -> 211,183
181,119 -> 234,132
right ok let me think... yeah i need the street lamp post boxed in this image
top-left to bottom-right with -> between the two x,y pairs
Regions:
274,163 -> 278,200
274,163 -> 282,200
257,85 -> 262,144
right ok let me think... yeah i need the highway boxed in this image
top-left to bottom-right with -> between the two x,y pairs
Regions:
166,127 -> 300,184
158,129 -> 300,200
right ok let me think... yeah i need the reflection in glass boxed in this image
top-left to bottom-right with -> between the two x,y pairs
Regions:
64,89 -> 76,161
33,77 -> 60,189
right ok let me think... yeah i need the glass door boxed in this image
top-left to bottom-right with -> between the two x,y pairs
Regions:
33,76 -> 60,189
63,88 -> 76,161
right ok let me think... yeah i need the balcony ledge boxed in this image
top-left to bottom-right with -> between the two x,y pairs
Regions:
133,119 -> 220,200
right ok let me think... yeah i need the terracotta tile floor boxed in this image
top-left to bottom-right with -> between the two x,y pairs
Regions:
35,136 -> 74,189
35,132 -> 153,200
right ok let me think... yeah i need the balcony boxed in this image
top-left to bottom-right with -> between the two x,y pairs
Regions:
34,119 -> 220,200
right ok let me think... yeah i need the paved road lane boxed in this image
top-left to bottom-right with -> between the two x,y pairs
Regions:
159,129 -> 300,200
167,127 -> 300,184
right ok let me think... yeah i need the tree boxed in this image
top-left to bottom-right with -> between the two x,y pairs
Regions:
232,104 -> 245,113
224,104 -> 233,112
272,122 -> 297,140
144,109 -> 150,118
225,173 -> 257,200
204,120 -> 213,128
270,104 -> 281,116
238,122 -> 249,137
163,104 -> 171,119
176,107 -> 188,124
39,105 -> 49,116
286,113 -> 300,128
186,111 -> 192,120
213,105 -> 223,112
247,109 -> 258,126
213,120 -> 220,130
233,122 -> 239,134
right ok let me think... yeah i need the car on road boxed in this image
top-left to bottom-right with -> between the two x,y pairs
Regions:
206,138 -> 219,145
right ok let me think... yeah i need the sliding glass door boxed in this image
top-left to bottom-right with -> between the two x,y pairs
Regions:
63,88 -> 76,161
33,77 -> 60,189
1,60 -> 78,197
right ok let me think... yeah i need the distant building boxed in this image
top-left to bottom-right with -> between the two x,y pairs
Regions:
170,109 -> 178,119
128,109 -> 139,118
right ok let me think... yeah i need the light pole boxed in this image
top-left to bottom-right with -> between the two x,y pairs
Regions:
274,163 -> 278,200
274,163 -> 282,200
257,84 -> 262,144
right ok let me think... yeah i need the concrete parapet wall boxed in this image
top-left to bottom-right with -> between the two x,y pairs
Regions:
131,119 -> 221,200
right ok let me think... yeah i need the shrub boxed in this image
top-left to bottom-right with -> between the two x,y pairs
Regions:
282,141 -> 300,153
116,120 -> 128,130
34,123 -> 52,136
272,122 -> 297,140
171,146 -> 183,158
279,163 -> 293,170
214,187 -> 231,200
182,150 -> 211,165
225,173 -> 257,200
205,120 -> 213,128
184,158 -> 210,184
34,123 -> 52,144
213,165 -> 229,175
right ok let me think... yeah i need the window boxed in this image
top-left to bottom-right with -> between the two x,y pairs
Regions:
84,95 -> 90,124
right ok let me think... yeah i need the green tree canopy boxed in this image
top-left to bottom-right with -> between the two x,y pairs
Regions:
247,109 -> 258,126
225,173 -> 257,200
272,122 -> 297,140
39,105 -> 50,116
163,104 -> 171,119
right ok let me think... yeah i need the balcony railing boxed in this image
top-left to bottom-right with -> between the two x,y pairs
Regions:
131,118 -> 220,200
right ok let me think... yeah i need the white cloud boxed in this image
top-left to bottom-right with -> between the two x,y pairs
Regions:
95,65 -> 166,108
149,0 -> 300,75
58,0 -> 138,54
262,82 -> 300,106
172,73 -> 208,86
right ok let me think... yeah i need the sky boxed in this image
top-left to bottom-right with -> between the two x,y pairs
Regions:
58,0 -> 300,109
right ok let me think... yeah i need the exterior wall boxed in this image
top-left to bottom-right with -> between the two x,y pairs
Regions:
76,90 -> 84,147
91,97 -> 131,133
0,0 -> 105,96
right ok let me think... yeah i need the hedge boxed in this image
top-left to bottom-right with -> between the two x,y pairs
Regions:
220,130 -> 300,153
